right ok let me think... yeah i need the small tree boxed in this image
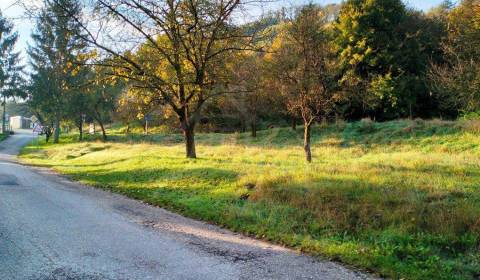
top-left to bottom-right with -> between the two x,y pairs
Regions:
267,5 -> 340,162
116,87 -> 159,134
84,67 -> 123,140
116,91 -> 138,134
429,0 -> 480,117
65,88 -> 88,141
230,53 -> 271,137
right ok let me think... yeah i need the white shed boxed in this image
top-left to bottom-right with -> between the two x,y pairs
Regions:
9,116 -> 32,129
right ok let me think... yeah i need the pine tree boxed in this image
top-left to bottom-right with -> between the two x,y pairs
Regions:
28,0 -> 87,143
0,10 -> 24,134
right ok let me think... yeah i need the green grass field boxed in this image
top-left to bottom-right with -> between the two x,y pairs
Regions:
20,119 -> 480,279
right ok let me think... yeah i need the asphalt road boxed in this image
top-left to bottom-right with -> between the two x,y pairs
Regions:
0,130 -> 374,280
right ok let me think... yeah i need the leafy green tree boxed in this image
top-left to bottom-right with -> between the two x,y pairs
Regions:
0,10 -> 24,133
28,0 -> 88,143
336,0 -> 396,118
335,0 -> 444,119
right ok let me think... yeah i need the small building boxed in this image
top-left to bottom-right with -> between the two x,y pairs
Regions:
9,116 -> 32,129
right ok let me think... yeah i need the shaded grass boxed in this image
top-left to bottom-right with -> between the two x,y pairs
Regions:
20,119 -> 480,279
0,133 -> 8,142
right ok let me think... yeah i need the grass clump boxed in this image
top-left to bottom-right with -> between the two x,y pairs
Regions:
20,119 -> 480,279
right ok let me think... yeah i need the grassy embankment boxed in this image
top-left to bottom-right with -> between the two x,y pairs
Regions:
20,119 -> 480,279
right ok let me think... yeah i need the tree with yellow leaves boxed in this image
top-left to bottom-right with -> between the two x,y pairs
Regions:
266,4 -> 340,162
54,0 -> 264,158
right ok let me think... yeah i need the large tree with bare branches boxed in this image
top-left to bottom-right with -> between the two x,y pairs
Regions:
52,0 -> 263,158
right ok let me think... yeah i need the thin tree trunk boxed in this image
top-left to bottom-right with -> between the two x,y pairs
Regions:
179,104 -> 198,158
251,111 -> 257,138
78,120 -> 83,141
251,121 -> 257,138
1,95 -> 6,134
184,125 -> 196,158
291,117 -> 297,130
98,120 -> 107,141
304,122 -> 312,163
53,118 -> 60,144
93,112 -> 107,141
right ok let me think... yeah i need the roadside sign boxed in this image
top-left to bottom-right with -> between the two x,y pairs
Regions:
32,124 -> 43,147
33,124 -> 43,135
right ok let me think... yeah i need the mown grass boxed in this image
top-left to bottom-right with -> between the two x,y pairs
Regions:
20,119 -> 480,279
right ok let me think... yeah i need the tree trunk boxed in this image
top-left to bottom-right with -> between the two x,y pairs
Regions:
184,125 -> 196,158
98,120 -> 107,141
93,113 -> 107,141
304,123 -> 312,163
126,123 -> 130,134
79,124 -> 83,141
291,117 -> 297,130
251,121 -> 257,138
53,118 -> 60,144
252,114 -> 257,138
1,95 -> 6,134
240,117 -> 246,133
78,118 -> 83,141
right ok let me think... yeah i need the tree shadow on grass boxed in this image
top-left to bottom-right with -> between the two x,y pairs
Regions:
71,166 -> 239,189
366,162 -> 480,178
340,120 -> 464,149
48,158 -> 130,168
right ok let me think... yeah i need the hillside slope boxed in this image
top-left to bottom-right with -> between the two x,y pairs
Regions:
20,119 -> 480,279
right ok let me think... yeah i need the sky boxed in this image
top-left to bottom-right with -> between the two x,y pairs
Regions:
1,0 -> 446,63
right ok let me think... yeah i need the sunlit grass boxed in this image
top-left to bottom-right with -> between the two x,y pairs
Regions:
20,119 -> 480,279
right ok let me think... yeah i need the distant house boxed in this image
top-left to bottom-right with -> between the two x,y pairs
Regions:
9,116 -> 32,129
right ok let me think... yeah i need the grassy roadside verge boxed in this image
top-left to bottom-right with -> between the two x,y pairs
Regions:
0,133 -> 8,142
20,120 -> 480,279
